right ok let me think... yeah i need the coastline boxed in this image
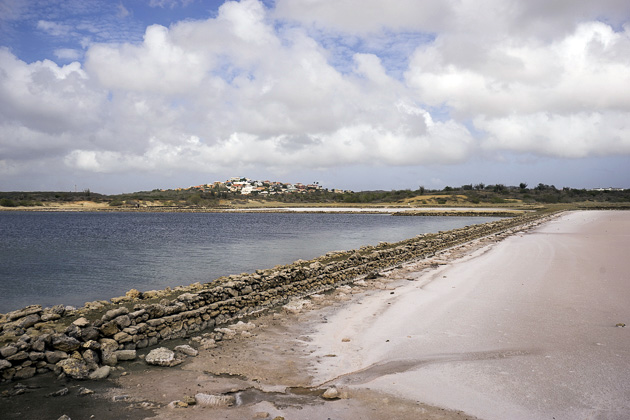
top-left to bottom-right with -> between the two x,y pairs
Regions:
3,210 -> 628,419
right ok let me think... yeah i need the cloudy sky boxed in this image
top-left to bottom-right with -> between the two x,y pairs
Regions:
1,0 -> 629,193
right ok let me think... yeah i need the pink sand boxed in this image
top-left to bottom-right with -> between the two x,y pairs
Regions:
309,210 -> 630,419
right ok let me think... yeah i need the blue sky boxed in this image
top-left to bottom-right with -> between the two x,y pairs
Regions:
1,0 -> 629,193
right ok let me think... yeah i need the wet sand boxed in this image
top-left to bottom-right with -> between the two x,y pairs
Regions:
2,210 -> 628,419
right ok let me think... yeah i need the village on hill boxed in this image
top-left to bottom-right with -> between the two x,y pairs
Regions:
175,177 -> 351,196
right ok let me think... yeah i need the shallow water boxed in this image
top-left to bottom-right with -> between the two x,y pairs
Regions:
0,211 -> 499,312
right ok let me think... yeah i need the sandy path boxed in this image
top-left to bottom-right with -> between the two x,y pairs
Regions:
308,210 -> 630,419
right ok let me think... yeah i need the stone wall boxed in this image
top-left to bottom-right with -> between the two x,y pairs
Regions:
0,211 -> 555,381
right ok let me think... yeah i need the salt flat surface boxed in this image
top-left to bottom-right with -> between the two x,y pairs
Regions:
309,210 -> 630,420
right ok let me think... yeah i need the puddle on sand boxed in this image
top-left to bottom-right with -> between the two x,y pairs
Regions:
232,386 -> 326,408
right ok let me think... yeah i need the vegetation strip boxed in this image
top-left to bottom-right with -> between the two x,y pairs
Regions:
0,209 -> 558,382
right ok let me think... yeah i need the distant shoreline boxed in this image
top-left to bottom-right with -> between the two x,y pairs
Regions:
0,202 -> 525,217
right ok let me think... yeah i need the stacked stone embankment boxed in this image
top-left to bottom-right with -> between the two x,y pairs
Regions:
0,211 -> 555,382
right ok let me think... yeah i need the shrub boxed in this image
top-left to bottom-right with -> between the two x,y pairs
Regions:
0,198 -> 18,207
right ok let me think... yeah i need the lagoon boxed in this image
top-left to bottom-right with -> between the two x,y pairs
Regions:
0,211 -> 500,313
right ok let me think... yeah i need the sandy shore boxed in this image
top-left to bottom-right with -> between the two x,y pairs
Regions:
2,210 -> 628,419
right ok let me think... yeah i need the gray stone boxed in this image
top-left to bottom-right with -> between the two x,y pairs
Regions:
82,349 -> 99,370
174,345 -> 198,357
99,338 -> 119,366
51,334 -> 81,352
13,366 -> 36,380
88,365 -> 111,380
7,305 -> 42,321
72,317 -> 90,327
16,314 -> 40,329
322,386 -> 340,399
115,349 -> 136,361
48,387 -> 69,397
31,339 -> 46,352
102,307 -> 129,322
41,313 -> 61,322
0,359 -> 12,370
113,331 -> 132,343
78,387 -> 94,395
6,351 -> 29,362
145,347 -> 179,367
114,315 -> 131,328
0,344 -> 18,358
45,350 -> 69,364
99,321 -> 120,337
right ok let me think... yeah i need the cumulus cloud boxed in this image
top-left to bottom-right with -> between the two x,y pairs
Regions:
1,0 -> 629,191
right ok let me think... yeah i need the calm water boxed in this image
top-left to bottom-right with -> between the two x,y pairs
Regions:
0,212 -> 500,312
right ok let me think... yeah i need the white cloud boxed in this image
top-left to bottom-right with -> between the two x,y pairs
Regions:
37,19 -> 72,36
54,48 -> 81,61
1,0 -> 629,192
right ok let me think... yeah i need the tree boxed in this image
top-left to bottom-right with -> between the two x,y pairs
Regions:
519,183 -> 528,190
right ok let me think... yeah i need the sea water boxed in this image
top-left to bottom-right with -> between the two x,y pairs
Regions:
0,211 -> 500,312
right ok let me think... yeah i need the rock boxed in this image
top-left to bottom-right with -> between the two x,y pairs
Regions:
48,387 -> 69,397
183,395 -> 196,405
99,338 -> 119,366
57,358 -> 89,380
6,351 -> 28,362
78,387 -> 94,395
81,327 -> 100,341
7,305 -> 42,321
50,304 -> 66,315
113,315 -> 131,329
145,347 -> 180,367
102,307 -> 129,322
215,328 -> 236,340
45,350 -> 69,364
82,349 -> 100,370
322,386 -> 340,400
57,415 -> 71,420
15,314 -> 40,329
113,331 -> 131,343
0,359 -> 12,370
82,340 -> 101,351
13,367 -> 36,380
125,289 -> 142,300
41,313 -> 61,322
254,412 -> 270,419
51,334 -> 81,352
31,338 -> 46,352
89,366 -> 111,380
0,344 -> 18,358
114,349 -> 137,361
231,321 -> 255,331
167,400 -> 188,408
194,393 -> 236,407
174,345 -> 198,357
99,321 -> 120,337
72,317 -> 90,327
199,338 -> 217,349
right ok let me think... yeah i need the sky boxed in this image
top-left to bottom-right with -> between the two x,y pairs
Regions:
0,0 -> 629,194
